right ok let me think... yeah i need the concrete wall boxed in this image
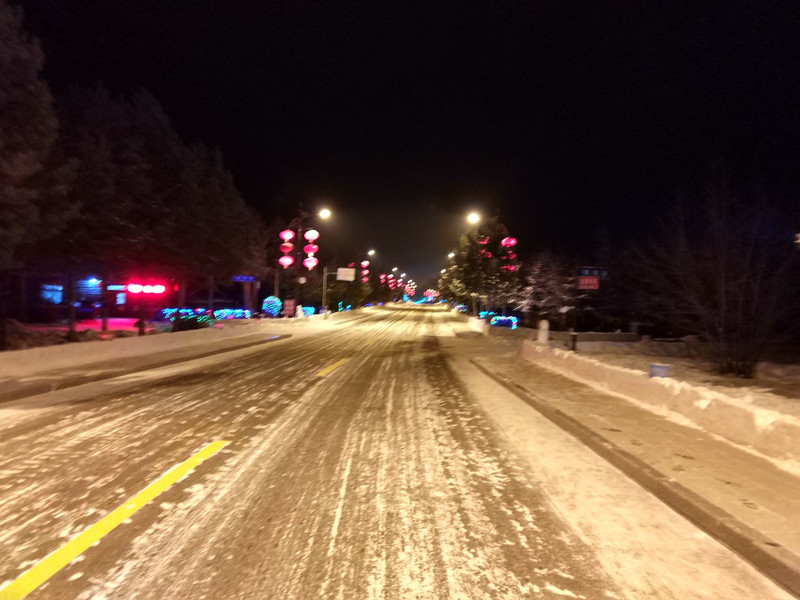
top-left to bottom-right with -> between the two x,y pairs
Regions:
519,340 -> 800,463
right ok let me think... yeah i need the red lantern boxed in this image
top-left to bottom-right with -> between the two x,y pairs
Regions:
360,260 -> 369,268
501,237 -> 517,247
361,276 -> 369,283
304,244 -> 319,255
303,256 -> 319,270
279,255 -> 294,268
279,229 -> 295,241
478,237 -> 489,245
280,242 -> 294,253
304,229 -> 320,242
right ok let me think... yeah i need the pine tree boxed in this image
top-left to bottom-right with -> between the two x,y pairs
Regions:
0,0 -> 63,347
0,0 -> 58,269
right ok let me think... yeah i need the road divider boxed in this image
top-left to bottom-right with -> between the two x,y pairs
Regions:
0,440 -> 229,600
316,358 -> 348,377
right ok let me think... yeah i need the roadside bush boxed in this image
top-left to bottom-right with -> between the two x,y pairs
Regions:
171,314 -> 214,331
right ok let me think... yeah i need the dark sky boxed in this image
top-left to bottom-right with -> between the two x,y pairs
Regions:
18,0 -> 800,282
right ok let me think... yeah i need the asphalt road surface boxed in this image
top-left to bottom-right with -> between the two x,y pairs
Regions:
0,306 -> 793,599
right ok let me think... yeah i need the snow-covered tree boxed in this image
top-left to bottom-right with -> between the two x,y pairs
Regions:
515,253 -> 578,320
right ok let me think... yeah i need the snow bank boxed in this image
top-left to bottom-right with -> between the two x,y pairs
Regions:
519,340 -> 800,462
0,309 -> 367,379
467,317 -> 486,334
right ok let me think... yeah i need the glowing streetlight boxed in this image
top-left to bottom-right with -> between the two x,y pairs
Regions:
400,272 -> 406,278
440,269 -> 446,274
367,249 -> 376,256
448,252 -> 455,259
392,267 -> 398,272
318,207 -> 332,219
467,212 -> 481,225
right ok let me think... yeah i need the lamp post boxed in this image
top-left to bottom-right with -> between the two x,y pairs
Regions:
275,207 -> 331,312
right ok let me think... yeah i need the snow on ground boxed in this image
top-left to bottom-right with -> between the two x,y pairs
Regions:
444,340 -> 796,600
575,349 -> 800,415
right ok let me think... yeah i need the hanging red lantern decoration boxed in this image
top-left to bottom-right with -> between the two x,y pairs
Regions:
279,229 -> 295,241
303,256 -> 319,270
304,229 -> 320,242
303,244 -> 318,255
279,255 -> 294,268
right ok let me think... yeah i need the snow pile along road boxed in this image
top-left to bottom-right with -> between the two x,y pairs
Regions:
519,340 -> 800,464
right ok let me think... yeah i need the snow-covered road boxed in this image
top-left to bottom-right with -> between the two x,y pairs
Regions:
0,307 -> 792,599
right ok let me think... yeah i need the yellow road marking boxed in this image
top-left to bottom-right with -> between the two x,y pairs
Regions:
316,358 -> 348,377
0,440 -> 229,600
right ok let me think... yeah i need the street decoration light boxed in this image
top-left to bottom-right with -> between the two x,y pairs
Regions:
318,207 -> 332,219
279,229 -> 296,269
360,260 -> 370,283
126,283 -> 166,294
467,212 -> 481,225
261,296 -> 282,317
302,229 -> 320,270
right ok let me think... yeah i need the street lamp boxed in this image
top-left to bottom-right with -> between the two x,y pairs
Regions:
448,252 -> 455,259
367,249 -> 376,256
467,211 -> 481,225
275,208 -> 331,302
392,267 -> 398,272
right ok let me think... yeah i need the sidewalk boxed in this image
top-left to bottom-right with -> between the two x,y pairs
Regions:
472,354 -> 800,599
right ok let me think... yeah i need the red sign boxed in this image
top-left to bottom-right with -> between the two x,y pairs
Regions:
577,276 -> 599,290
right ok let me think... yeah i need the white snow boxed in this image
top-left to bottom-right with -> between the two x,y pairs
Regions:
520,340 -> 800,466
448,350 -> 796,600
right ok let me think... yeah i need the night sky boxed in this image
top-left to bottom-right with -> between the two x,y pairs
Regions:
18,0 -> 800,282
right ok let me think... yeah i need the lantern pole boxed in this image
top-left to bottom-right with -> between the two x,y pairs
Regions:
322,265 -> 328,317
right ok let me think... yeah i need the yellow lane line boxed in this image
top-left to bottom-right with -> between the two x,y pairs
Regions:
0,440 -> 229,600
316,358 -> 349,377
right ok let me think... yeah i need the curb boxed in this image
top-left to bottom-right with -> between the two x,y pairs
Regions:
470,358 -> 800,599
0,334 -> 291,404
